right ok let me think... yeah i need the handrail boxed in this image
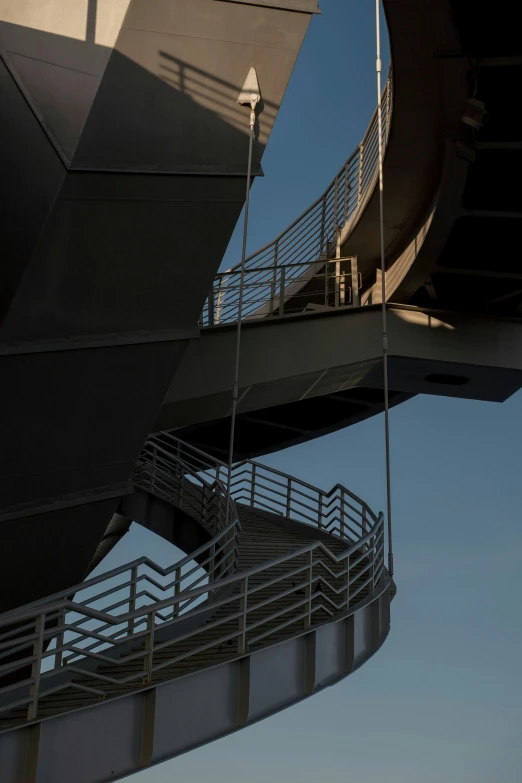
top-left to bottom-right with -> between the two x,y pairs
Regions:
200,73 -> 393,327
0,514 -> 385,723
0,521 -> 239,623
0,437 -> 384,727
0,519 -> 382,633
152,432 -> 379,539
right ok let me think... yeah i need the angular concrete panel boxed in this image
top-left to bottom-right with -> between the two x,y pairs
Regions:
0,0 -> 316,607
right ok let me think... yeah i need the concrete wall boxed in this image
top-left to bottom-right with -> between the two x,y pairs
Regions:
0,0 -> 317,609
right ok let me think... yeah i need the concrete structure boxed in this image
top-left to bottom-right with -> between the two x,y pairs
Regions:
0,0 -> 317,611
159,305 -> 522,457
158,0 -> 522,456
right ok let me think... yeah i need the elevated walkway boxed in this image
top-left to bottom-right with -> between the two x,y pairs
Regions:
0,436 -> 390,783
154,0 -> 522,457
157,304 -> 522,458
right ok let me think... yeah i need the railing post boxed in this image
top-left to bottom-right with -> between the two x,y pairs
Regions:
178,464 -> 184,507
344,555 -> 350,611
128,565 -> 138,636
278,265 -> 286,317
324,259 -> 329,306
318,492 -> 323,530
238,576 -> 248,654
286,477 -> 292,518
216,276 -> 224,325
173,566 -> 181,616
172,566 -> 181,617
54,608 -> 65,669
28,613 -> 45,721
343,160 -> 350,225
334,228 -> 341,308
385,77 -> 392,139
250,464 -> 256,507
333,176 -> 339,231
144,610 -> 155,686
350,255 -> 360,308
340,487 -> 346,540
357,143 -> 364,204
305,550 -> 313,629
270,240 -> 279,314
320,195 -> 327,257
207,284 -> 215,328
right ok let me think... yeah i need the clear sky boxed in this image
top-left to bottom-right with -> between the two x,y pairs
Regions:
118,2 -> 522,780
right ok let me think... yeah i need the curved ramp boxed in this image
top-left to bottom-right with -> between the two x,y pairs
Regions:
0,437 -> 391,783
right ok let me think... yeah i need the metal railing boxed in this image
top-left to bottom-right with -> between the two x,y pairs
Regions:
0,436 -> 385,727
133,436 -> 237,541
151,432 -> 376,545
200,75 -> 392,327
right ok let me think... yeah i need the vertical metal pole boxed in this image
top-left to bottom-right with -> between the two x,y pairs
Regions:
343,161 -> 350,224
319,196 -> 327,258
340,487 -> 346,540
278,265 -> 286,317
173,566 -> 181,616
28,614 -> 45,721
144,610 -> 155,686
225,101 -> 258,524
324,258 -> 329,306
128,565 -> 138,636
357,143 -> 364,204
238,576 -> 248,654
286,477 -> 292,518
335,229 -> 341,308
305,550 -> 313,629
250,464 -> 256,506
333,176 -> 339,231
54,608 -> 65,669
270,240 -> 278,314
216,276 -> 224,325
376,0 -> 394,579
351,256 -> 360,307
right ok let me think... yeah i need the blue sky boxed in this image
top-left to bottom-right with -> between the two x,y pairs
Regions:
120,2 -> 522,780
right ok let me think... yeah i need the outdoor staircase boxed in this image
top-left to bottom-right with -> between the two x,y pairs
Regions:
0,436 -> 391,783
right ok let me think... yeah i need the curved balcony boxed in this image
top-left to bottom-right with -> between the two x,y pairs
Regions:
0,436 -> 391,783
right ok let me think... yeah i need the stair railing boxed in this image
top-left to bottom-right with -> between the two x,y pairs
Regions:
0,436 -> 385,727
200,74 -> 392,327
151,432 -> 378,545
0,513 -> 385,727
